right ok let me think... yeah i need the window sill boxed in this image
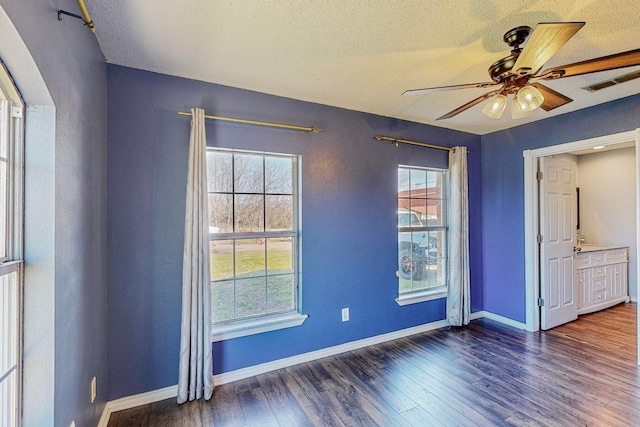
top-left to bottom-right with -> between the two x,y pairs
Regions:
212,312 -> 308,342
396,288 -> 447,306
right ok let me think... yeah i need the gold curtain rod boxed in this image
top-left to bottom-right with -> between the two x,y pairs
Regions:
374,135 -> 453,152
77,0 -> 95,33
58,0 -> 95,33
178,111 -> 321,133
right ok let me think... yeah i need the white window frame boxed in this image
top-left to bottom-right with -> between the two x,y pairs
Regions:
0,60 -> 24,427
396,165 -> 448,306
207,148 -> 306,342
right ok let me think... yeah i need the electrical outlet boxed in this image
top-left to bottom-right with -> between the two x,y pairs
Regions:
91,376 -> 97,403
341,307 -> 349,322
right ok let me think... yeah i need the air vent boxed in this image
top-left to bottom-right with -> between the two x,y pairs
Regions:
584,70 -> 640,92
613,70 -> 640,84
584,80 -> 616,92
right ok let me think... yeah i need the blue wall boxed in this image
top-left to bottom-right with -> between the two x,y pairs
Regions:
481,94 -> 640,322
0,1 -> 108,426
106,65 -> 483,400
3,0 -> 639,416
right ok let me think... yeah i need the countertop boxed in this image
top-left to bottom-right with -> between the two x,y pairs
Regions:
577,244 -> 628,253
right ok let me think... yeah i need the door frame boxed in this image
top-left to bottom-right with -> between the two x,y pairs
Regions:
523,129 -> 640,362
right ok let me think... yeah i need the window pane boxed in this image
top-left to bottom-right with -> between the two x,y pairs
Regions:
398,168 -> 410,193
267,237 -> 293,274
398,232 -> 427,282
209,193 -> 232,233
267,275 -> 294,312
207,151 -> 233,192
234,194 -> 264,232
397,206 -> 410,227
427,170 -> 443,199
423,258 -> 447,289
398,208 -> 423,228
0,99 -> 8,158
234,154 -> 263,194
265,195 -> 292,231
0,160 -> 6,259
398,197 -> 410,213
210,239 -> 233,281
409,199 -> 426,226
265,157 -> 292,194
0,371 -> 17,427
426,199 -> 444,227
429,231 -> 446,259
236,277 -> 266,319
235,238 -> 265,278
211,280 -> 234,323
1,271 -> 17,375
411,231 -> 428,264
410,168 -> 427,194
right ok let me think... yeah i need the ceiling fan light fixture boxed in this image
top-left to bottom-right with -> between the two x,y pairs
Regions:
515,85 -> 545,112
511,96 -> 535,119
481,94 -> 507,119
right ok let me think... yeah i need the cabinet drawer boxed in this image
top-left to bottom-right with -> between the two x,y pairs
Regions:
592,277 -> 606,291
590,253 -> 606,266
575,254 -> 591,269
592,289 -> 607,303
605,249 -> 627,263
592,266 -> 606,278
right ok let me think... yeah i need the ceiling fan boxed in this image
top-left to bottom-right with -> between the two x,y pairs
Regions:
402,22 -> 640,120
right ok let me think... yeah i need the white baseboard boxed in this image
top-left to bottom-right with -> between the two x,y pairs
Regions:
99,310 -> 518,425
469,311 -> 484,321
97,385 -> 177,427
212,318 -> 452,385
477,310 -> 527,329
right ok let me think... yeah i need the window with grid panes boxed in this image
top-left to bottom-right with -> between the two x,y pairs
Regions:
207,149 -> 299,327
397,166 -> 447,302
0,61 -> 24,427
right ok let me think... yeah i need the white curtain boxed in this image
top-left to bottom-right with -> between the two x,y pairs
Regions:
447,146 -> 471,326
177,108 -> 214,403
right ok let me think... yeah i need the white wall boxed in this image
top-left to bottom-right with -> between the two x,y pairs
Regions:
23,105 -> 56,427
578,146 -> 637,299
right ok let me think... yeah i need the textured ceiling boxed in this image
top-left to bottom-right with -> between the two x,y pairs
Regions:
88,0 -> 640,135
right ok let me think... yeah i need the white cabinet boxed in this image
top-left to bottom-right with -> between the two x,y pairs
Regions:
575,246 -> 629,315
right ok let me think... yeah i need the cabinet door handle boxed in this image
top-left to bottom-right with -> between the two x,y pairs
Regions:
573,246 -> 582,252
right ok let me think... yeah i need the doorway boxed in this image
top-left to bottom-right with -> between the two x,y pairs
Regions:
523,129 -> 640,364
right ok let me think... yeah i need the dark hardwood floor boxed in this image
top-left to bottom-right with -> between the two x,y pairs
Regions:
108,302 -> 639,426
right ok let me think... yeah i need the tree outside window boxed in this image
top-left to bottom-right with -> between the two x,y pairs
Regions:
207,149 -> 299,324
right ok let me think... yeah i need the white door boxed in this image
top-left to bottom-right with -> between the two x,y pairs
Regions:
539,156 -> 578,330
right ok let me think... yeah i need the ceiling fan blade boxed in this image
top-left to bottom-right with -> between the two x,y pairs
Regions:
538,48 -> 640,80
436,89 -> 502,120
512,22 -> 585,76
402,81 -> 500,96
530,83 -> 573,111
